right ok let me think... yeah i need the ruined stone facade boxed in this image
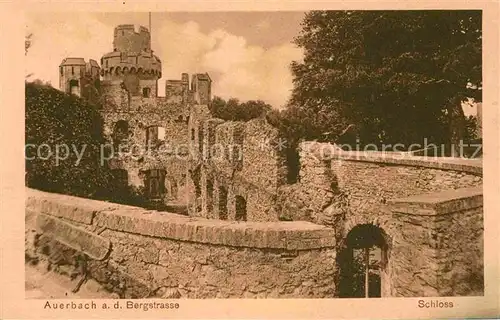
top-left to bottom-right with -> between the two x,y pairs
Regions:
49,23 -> 484,298
59,24 -> 212,208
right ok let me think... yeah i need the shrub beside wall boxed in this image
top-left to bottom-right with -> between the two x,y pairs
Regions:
25,82 -> 113,199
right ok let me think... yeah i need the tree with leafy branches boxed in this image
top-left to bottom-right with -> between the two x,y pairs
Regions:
285,10 -> 481,153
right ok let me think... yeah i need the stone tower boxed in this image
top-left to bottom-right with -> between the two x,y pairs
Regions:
59,58 -> 100,101
191,73 -> 212,105
100,24 -> 162,108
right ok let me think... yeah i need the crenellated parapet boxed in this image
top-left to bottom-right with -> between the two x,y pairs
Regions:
100,51 -> 162,80
99,25 -> 161,99
113,24 -> 151,54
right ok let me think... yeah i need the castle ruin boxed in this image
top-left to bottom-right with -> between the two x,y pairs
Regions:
29,24 -> 485,298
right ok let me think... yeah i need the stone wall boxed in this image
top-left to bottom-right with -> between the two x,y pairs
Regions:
26,182 -> 483,298
25,188 -> 337,299
242,118 -> 288,192
278,142 -> 483,227
212,121 -> 245,175
190,116 -> 287,222
101,94 -> 192,202
273,142 -> 484,297
387,187 -> 484,296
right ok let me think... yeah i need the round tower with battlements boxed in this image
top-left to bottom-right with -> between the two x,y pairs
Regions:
100,24 -> 162,105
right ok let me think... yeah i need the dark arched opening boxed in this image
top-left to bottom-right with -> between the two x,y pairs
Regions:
206,179 -> 214,215
338,224 -> 388,298
143,87 -> 151,98
218,186 -> 228,220
69,79 -> 79,96
144,169 -> 166,199
235,195 -> 247,221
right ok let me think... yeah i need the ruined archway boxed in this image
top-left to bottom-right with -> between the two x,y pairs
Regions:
337,224 -> 389,298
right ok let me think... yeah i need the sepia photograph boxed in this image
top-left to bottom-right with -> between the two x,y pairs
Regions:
22,10 -> 486,301
21,10 -> 484,299
0,2 -> 495,318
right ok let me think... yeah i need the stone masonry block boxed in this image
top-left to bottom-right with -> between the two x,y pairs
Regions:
36,213 -> 111,260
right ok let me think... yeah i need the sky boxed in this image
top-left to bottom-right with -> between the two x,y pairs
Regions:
25,12 -> 306,109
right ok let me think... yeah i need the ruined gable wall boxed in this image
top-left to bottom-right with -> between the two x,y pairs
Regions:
101,95 -> 190,197
193,117 -> 287,222
237,118 -> 287,221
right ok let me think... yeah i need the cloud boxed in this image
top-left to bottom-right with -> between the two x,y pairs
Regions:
25,13 -> 114,86
26,13 -> 303,109
155,21 -> 303,108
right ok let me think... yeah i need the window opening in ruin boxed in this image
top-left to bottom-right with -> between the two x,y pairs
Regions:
206,179 -> 214,214
338,224 -> 387,298
191,128 -> 195,141
60,66 -> 63,76
69,79 -> 79,96
218,186 -> 228,220
145,169 -> 166,199
143,87 -> 151,98
145,126 -> 165,151
71,66 -> 74,75
198,127 -> 204,156
286,145 -> 301,183
235,195 -> 247,221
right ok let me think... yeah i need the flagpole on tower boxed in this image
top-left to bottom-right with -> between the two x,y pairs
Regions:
149,12 -> 152,34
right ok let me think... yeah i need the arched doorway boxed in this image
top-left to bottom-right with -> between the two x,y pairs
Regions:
338,224 -> 388,298
69,79 -> 80,96
144,169 -> 166,200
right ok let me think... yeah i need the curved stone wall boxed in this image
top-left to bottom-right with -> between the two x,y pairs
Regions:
281,141 -> 483,227
25,188 -> 337,298
275,141 -> 484,297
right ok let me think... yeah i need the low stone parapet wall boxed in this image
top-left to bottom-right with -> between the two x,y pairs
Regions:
25,188 -> 337,298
